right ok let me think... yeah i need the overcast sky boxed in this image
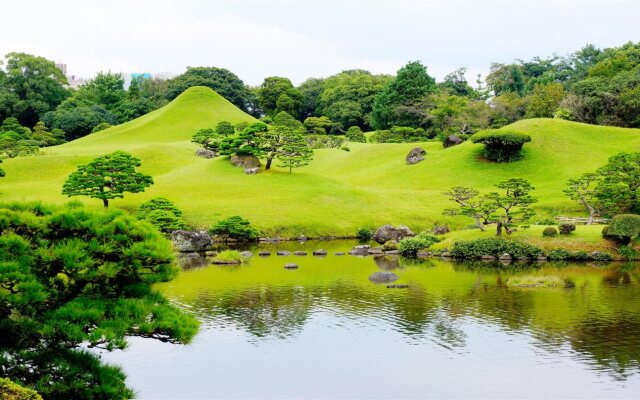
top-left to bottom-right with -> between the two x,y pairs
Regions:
1,0 -> 638,85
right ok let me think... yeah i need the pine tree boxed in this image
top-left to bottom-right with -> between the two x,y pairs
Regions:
62,151 -> 153,207
278,131 -> 313,173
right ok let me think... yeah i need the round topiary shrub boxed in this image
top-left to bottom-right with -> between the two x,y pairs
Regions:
470,129 -> 531,162
543,227 -> 558,237
558,222 -> 576,235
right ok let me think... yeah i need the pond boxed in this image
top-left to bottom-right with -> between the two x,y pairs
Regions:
99,241 -> 640,399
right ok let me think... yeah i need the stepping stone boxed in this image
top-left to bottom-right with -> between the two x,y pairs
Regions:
284,263 -> 299,269
294,251 -> 308,256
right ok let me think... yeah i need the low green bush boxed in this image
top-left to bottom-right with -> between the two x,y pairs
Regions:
356,227 -> 374,241
470,129 -> 531,162
607,214 -> 640,244
209,216 -> 259,242
547,249 -> 572,261
213,250 -> 245,263
398,232 -> 440,256
543,227 -> 558,237
305,134 -> 345,149
370,126 -> 430,143
558,222 -> 576,235
137,197 -> 185,233
547,249 -> 613,261
345,126 -> 366,143
450,238 -> 543,259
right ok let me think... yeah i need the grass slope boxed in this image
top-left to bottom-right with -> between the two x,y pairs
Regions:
2,86 -> 640,237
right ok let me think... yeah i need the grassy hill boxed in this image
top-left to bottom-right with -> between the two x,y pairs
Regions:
2,86 -> 640,237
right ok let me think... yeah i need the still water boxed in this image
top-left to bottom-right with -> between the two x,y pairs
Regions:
100,241 -> 640,399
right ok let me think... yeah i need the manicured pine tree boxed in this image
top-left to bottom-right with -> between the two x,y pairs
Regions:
278,131 -> 313,173
62,151 -> 153,207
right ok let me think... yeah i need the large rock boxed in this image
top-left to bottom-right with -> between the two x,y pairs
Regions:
195,148 -> 216,159
443,135 -> 464,148
230,155 -> 260,168
349,245 -> 371,256
406,147 -> 426,164
244,167 -> 260,174
372,225 -> 415,244
171,230 -> 212,252
368,271 -> 400,284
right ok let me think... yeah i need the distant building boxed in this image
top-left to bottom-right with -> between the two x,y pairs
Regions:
55,62 -> 86,90
55,63 -> 67,75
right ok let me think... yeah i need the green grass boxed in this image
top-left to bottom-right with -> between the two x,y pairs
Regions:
2,86 -> 640,237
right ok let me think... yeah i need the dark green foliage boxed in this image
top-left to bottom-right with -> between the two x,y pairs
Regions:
273,111 -> 304,130
0,204 -> 198,399
166,67 -> 252,111
192,128 -> 221,153
546,249 -> 612,261
450,238 -> 543,259
303,116 -> 333,134
209,216 -> 259,241
607,214 -> 640,243
558,222 -> 576,235
547,249 -> 572,261
0,378 -> 42,399
370,126 -> 430,143
543,227 -> 558,237
594,152 -> 640,215
278,130 -> 314,173
215,121 -> 235,136
356,227 -> 373,241
372,61 -> 437,129
316,70 -> 391,130
43,104 -> 118,140
345,126 -> 366,143
0,118 -> 39,158
62,151 -> 153,208
137,197 -> 185,233
617,245 -> 638,260
470,129 -> 531,162
219,122 -> 268,157
305,135 -> 345,149
91,122 -> 112,133
298,77 -> 324,118
398,233 -> 440,256
258,77 -> 303,118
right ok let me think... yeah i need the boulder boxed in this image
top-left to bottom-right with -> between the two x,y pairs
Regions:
212,259 -> 241,265
536,255 -> 548,262
372,225 -> 415,244
313,249 -> 328,256
384,250 -> 400,255
432,225 -> 450,235
171,230 -> 212,253
298,235 -> 308,242
240,251 -> 253,258
443,135 -> 464,148
230,155 -> 260,168
195,148 -> 216,159
368,271 -> 400,284
294,251 -> 308,256
205,250 -> 218,257
334,252 -> 346,256
498,253 -> 512,261
440,252 -> 452,258
349,245 -> 371,256
481,255 -> 497,261
386,284 -> 409,289
284,263 -> 299,269
276,250 -> 291,256
258,251 -> 271,256
368,248 -> 384,255
417,250 -> 431,258
383,240 -> 399,251
244,167 -> 260,174
406,147 -> 426,165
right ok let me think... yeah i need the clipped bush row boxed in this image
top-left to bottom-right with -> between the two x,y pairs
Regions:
398,232 -> 440,256
450,238 -> 543,259
547,249 -> 612,261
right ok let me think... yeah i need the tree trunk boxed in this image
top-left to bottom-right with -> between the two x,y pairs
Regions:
496,222 -> 503,236
265,158 -> 272,170
474,216 -> 485,231
103,198 -> 109,208
586,204 -> 595,225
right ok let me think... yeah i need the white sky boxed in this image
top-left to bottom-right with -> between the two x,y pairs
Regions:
1,0 -> 638,85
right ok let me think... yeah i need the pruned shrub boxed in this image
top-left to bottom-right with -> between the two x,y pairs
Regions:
370,126 -> 430,143
356,226 -> 374,241
305,134 -> 344,149
543,227 -> 558,237
346,126 -> 366,143
547,248 -> 613,261
0,378 -> 42,400
547,249 -> 572,261
450,238 -> 543,260
209,216 -> 259,242
607,214 -> 640,244
137,197 -> 185,233
398,232 -> 440,256
470,129 -> 531,162
558,222 -> 576,235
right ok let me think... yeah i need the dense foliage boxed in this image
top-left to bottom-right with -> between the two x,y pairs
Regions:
470,129 -> 531,162
137,197 -> 185,233
606,214 -> 640,244
0,378 -> 42,400
209,215 -> 260,241
0,203 -> 198,399
542,227 -> 558,237
398,232 -> 440,256
558,222 -> 576,235
62,151 -> 153,207
450,238 -> 543,259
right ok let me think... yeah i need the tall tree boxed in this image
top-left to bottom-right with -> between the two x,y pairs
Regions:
594,152 -> 640,215
1,52 -> 69,126
258,77 -> 303,118
564,173 -> 600,224
371,61 -> 436,129
298,77 -> 324,118
62,151 -> 153,207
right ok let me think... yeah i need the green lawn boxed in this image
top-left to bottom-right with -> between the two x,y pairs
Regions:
2,86 -> 640,237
